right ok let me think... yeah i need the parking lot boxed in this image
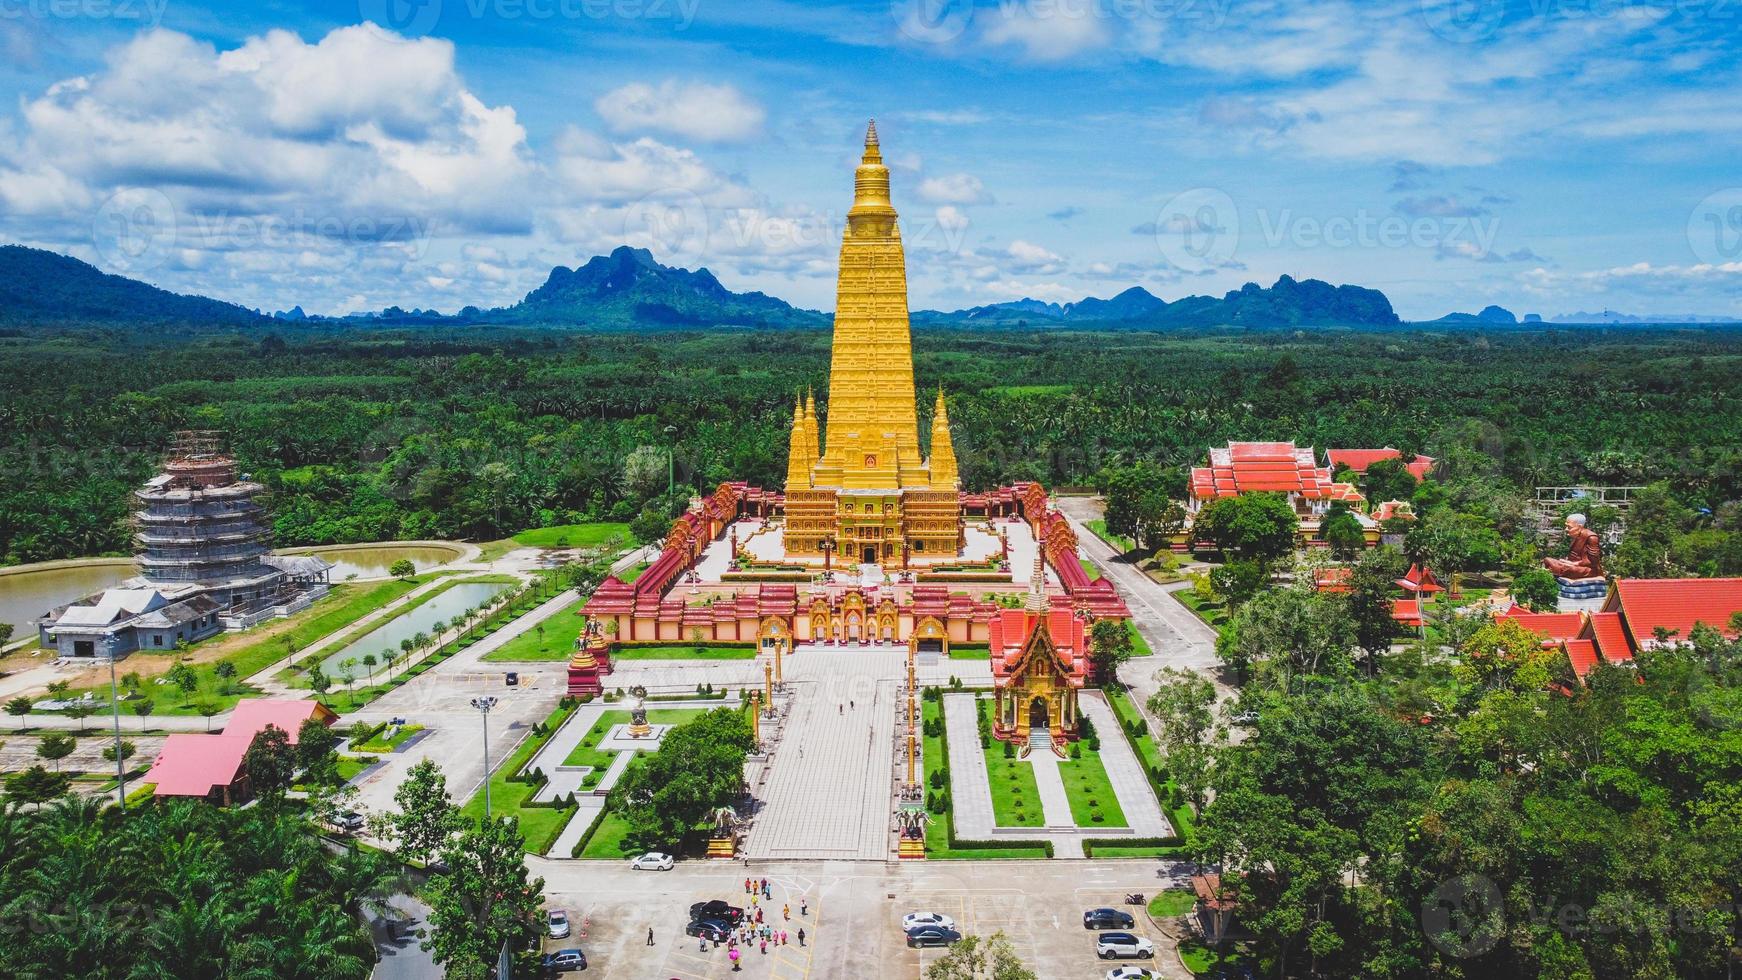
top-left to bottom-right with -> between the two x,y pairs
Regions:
534,856 -> 1195,979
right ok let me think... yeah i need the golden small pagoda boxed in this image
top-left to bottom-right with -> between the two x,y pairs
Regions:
784,121 -> 962,567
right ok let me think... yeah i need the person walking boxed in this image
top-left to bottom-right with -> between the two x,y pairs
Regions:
745,877 -> 752,894
780,929 -> 788,945
801,900 -> 808,917
730,947 -> 741,972
763,881 -> 771,900
646,927 -> 655,946
699,935 -> 707,953
760,938 -> 768,955
797,927 -> 806,947
782,903 -> 790,920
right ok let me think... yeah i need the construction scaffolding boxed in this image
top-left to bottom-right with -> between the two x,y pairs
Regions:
1528,486 -> 1646,543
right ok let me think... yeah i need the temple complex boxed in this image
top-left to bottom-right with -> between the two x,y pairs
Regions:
574,126 -> 1127,690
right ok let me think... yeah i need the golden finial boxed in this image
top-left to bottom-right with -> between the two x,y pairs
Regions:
862,119 -> 882,164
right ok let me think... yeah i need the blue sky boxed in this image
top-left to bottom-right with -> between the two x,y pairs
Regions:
1,0 -> 1739,319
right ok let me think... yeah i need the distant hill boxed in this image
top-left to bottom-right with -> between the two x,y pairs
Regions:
497,246 -> 824,328
915,275 -> 1399,328
1433,305 -> 1517,325
1550,310 -> 1742,324
0,245 -> 261,325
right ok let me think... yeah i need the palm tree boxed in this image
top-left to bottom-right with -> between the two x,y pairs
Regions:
361,654 -> 377,686
381,647 -> 397,681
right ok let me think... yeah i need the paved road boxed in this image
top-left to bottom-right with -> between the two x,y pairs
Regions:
532,856 -> 1199,979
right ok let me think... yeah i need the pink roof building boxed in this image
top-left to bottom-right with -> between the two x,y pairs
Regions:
144,698 -> 337,804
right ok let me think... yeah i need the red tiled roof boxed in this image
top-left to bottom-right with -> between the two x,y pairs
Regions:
1315,567 -> 1353,593
1563,639 -> 1599,679
1326,448 -> 1435,480
1191,873 -> 1240,911
1190,441 -> 1365,504
1585,611 -> 1632,663
1392,598 -> 1423,627
146,733 -> 253,798
1610,578 -> 1742,645
1372,500 -> 1416,522
224,699 -> 334,744
1495,606 -> 1585,642
1396,564 -> 1443,594
988,608 -> 1088,686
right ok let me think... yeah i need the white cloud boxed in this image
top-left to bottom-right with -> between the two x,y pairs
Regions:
916,172 -> 993,205
979,3 -> 1111,61
594,80 -> 766,143
1006,239 -> 1063,269
934,206 -> 970,233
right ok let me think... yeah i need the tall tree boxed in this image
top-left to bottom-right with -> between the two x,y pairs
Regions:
392,759 -> 463,865
426,816 -> 545,980
243,723 -> 296,802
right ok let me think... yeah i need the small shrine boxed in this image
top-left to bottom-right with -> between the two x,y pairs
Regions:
566,620 -> 613,696
988,558 -> 1091,754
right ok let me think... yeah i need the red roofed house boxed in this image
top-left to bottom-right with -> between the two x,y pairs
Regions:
145,698 -> 337,804
987,575 -> 1091,755
1605,577 -> 1742,649
1494,605 -> 1636,686
1185,441 -> 1373,550
1191,873 -> 1241,945
1326,447 -> 1436,482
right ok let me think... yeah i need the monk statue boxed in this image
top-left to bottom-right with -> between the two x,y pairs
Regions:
1544,513 -> 1604,579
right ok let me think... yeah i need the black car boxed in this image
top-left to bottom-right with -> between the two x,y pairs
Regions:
688,900 -> 745,925
540,948 -> 586,974
685,918 -> 733,943
905,925 -> 961,948
1083,907 -> 1135,929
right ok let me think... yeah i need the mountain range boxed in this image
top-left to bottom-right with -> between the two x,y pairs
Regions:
4,242 -> 1730,331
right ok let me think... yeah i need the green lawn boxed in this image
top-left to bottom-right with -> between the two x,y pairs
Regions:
1179,939 -> 1255,976
576,810 -> 636,859
481,597 -> 589,662
610,645 -> 757,660
460,702 -> 580,854
920,696 -> 1050,859
561,708 -> 709,768
1149,890 -> 1196,918
945,645 -> 990,660
512,523 -> 631,549
984,747 -> 1044,827
1171,589 -> 1230,628
1086,519 -> 1136,554
1126,620 -> 1154,658
357,724 -> 424,753
1079,557 -> 1102,581
1058,746 -> 1128,827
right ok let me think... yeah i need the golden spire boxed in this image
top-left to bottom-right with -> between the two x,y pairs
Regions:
928,387 -> 959,490
784,394 -> 812,490
805,387 -> 820,458
1026,552 -> 1049,613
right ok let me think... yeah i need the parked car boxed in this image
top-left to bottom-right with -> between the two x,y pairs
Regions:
630,852 -> 674,871
506,671 -> 519,686
547,910 -> 571,939
540,948 -> 586,973
905,925 -> 961,948
1083,907 -> 1135,930
688,901 -> 745,925
332,811 -> 365,833
1096,932 -> 1156,960
901,911 -> 957,931
1105,967 -> 1159,980
685,918 -> 733,943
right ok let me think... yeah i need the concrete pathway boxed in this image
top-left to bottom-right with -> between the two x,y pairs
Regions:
1025,751 -> 1074,829
1079,692 -> 1173,837
942,694 -> 996,837
742,649 -> 898,860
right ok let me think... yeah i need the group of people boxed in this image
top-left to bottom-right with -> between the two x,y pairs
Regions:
695,878 -> 810,971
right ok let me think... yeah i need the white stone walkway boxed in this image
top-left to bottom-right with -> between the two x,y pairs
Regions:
943,693 -> 997,839
1078,692 -> 1172,837
741,648 -> 900,860
1026,751 -> 1075,829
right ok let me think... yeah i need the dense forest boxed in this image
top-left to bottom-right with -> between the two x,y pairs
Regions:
2,320 -> 1740,565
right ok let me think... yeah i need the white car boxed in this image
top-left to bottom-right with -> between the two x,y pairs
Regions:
629,852 -> 674,871
1107,968 -> 1160,980
547,910 -> 571,939
1095,932 -> 1155,960
902,911 -> 957,931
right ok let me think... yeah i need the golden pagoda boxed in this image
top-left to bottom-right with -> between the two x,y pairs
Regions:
784,121 -> 961,567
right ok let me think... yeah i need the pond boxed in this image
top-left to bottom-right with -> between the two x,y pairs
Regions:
314,580 -> 507,680
0,562 -> 137,637
310,545 -> 462,582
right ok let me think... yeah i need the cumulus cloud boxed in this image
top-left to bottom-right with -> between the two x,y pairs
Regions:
916,172 -> 993,205
594,80 -> 766,143
979,3 -> 1111,61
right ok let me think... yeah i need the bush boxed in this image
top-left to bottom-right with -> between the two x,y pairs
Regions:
1090,810 -> 1105,823
1069,742 -> 1082,759
1002,741 -> 1015,758
929,769 -> 945,790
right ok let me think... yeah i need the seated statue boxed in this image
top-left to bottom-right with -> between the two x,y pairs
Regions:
1544,513 -> 1604,579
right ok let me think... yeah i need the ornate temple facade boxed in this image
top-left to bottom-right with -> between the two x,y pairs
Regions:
784,122 -> 962,568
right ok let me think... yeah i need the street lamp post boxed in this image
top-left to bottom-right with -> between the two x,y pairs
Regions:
471,695 -> 498,819
107,654 -> 127,809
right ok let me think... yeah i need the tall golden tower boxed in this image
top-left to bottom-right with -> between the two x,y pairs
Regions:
783,121 -> 961,567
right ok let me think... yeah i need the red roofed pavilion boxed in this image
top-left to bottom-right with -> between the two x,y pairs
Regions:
144,698 -> 337,804
987,576 -> 1090,755
1326,448 -> 1435,481
1605,577 -> 1742,648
